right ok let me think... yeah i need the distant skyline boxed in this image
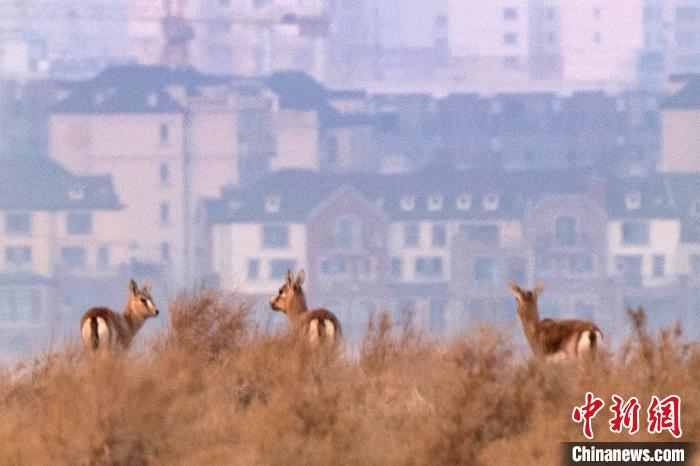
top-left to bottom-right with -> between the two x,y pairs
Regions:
0,0 -> 697,93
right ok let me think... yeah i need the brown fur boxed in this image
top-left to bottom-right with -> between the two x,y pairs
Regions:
270,270 -> 342,344
508,281 -> 602,359
80,279 -> 159,352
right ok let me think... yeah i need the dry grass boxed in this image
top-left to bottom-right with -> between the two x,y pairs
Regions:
0,289 -> 697,465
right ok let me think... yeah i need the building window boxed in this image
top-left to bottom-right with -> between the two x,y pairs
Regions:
503,56 -> 520,69
0,289 -> 38,322
503,32 -> 518,45
594,32 -> 602,44
400,194 -> 415,211
653,255 -> 665,277
593,6 -> 601,18
97,246 -> 109,268
461,224 -> 499,245
615,255 -> 643,286
5,246 -> 31,266
321,256 -> 349,279
625,192 -> 642,210
503,7 -> 518,20
160,163 -> 171,185
690,199 -> 700,218
270,259 -> 296,280
404,223 -> 419,247
336,217 -> 360,249
5,213 -> 31,236
427,194 -> 443,211
360,257 -> 378,280
432,223 -> 447,247
483,194 -> 499,211
67,212 -> 92,235
555,216 -> 577,246
61,247 -> 86,268
391,257 -> 402,280
622,222 -> 649,245
262,224 -> 289,248
160,202 -> 170,225
569,254 -> 593,275
429,299 -> 447,334
161,242 -> 170,262
415,257 -> 443,279
456,194 -> 472,211
474,257 -> 498,284
159,123 -> 170,145
247,259 -> 259,280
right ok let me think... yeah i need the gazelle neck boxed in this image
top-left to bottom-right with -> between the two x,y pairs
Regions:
518,302 -> 542,352
123,304 -> 146,335
286,293 -> 309,327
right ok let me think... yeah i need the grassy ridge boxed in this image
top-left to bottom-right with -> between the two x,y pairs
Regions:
0,291 -> 697,465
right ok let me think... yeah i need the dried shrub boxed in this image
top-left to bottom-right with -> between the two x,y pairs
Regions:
0,294 -> 696,465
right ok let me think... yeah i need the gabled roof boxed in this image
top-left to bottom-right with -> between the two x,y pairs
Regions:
605,175 -> 679,220
52,64 -> 231,114
266,71 -> 374,128
0,156 -> 121,210
205,168 -> 592,224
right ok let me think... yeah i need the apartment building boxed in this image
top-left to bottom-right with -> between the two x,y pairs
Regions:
0,0 -> 129,79
206,168 -> 642,340
49,65 -> 248,286
0,155 -> 121,358
660,75 -> 700,172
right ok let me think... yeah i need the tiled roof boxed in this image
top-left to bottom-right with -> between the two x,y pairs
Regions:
206,167 -> 592,224
0,156 -> 122,210
605,175 -> 680,220
52,64 -> 232,114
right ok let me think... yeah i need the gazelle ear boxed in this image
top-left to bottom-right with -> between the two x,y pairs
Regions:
129,278 -> 139,296
508,280 -> 522,298
533,281 -> 545,298
285,270 -> 293,287
295,269 -> 305,288
143,281 -> 152,293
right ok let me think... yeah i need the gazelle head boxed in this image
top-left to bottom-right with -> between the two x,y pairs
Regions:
270,269 -> 306,315
127,279 -> 159,319
508,280 -> 544,323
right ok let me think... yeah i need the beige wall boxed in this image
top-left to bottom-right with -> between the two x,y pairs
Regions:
50,106 -> 241,285
270,109 -> 319,172
661,109 -> 700,172
559,0 -> 643,84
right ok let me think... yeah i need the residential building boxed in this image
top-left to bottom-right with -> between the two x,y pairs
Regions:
206,168 -> 644,341
0,0 -> 129,79
49,65 -> 245,285
664,0 -> 700,77
660,75 -> 700,172
0,155 -> 121,358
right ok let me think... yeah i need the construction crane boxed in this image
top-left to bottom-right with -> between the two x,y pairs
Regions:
161,0 -> 194,68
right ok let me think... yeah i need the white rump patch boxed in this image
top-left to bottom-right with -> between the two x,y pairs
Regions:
577,330 -> 596,354
324,319 -> 335,339
81,317 -> 110,349
308,319 -> 319,345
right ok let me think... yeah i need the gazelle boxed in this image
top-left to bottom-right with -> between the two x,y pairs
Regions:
508,281 -> 603,360
80,279 -> 159,352
270,269 -> 342,345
